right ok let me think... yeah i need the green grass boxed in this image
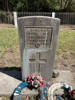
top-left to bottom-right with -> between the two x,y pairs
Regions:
0,54 -> 4,59
62,54 -> 68,59
70,52 -> 75,57
2,97 -> 6,100
56,30 -> 75,54
63,63 -> 68,67
0,28 -> 75,55
0,28 -> 19,52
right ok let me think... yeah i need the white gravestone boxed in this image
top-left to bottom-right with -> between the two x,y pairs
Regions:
18,16 -> 60,81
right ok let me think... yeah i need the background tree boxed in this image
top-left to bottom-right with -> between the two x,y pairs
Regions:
0,0 -> 75,12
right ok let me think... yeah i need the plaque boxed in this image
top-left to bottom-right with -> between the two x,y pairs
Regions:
24,27 -> 53,48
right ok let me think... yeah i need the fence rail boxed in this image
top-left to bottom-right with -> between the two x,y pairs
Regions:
55,12 -> 75,24
0,12 -> 75,25
17,12 -> 52,17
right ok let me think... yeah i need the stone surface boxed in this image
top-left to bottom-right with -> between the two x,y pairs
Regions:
18,16 -> 60,81
52,70 -> 75,89
0,69 -> 74,97
0,69 -> 38,97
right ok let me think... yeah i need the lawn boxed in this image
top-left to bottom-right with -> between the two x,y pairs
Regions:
0,28 -> 75,51
0,28 -> 75,67
0,28 -> 18,52
57,30 -> 75,54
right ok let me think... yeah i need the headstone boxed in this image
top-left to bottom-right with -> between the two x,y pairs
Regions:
18,16 -> 60,81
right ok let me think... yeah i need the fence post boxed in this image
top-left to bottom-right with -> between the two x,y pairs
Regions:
13,12 -> 18,28
52,12 -> 55,18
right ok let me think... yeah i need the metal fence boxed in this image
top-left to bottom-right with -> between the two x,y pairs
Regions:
55,12 -> 75,24
17,12 -> 75,25
0,12 -> 75,25
17,12 -> 52,17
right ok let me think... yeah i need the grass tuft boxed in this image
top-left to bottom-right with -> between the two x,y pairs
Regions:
62,54 -> 68,59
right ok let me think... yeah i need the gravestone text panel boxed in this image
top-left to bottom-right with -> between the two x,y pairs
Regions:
24,27 -> 53,48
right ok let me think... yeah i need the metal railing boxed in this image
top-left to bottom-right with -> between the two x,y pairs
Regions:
55,12 -> 75,24
17,12 -> 52,17
0,12 -> 75,25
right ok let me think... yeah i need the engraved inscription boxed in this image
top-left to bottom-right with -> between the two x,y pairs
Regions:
24,27 -> 52,48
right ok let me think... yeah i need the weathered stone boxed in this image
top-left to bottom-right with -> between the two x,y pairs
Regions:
18,16 -> 60,81
52,70 -> 75,89
0,70 -> 38,97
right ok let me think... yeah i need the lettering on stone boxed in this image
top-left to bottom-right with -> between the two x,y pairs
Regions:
24,27 -> 53,48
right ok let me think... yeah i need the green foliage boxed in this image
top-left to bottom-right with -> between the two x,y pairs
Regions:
71,0 -> 75,11
0,0 -> 74,12
16,2 -> 24,11
0,11 -> 6,15
48,0 -> 58,10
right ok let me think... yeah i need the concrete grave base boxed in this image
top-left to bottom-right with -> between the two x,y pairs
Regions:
52,70 -> 75,89
0,69 -> 38,97
0,69 -> 74,97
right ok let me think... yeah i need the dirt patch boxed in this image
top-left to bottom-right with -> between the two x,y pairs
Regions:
55,50 -> 75,70
0,24 -> 75,30
0,24 -> 15,28
0,45 -> 21,67
60,25 -> 75,30
0,46 -> 75,72
54,50 -> 75,86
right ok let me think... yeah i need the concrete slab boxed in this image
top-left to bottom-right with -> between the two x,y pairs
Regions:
0,69 -> 74,97
0,69 -> 38,96
52,70 -> 75,89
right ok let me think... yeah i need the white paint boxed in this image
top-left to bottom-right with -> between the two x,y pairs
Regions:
52,12 -> 55,18
13,12 -> 18,28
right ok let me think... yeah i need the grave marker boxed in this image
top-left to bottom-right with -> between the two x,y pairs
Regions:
18,16 -> 60,81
